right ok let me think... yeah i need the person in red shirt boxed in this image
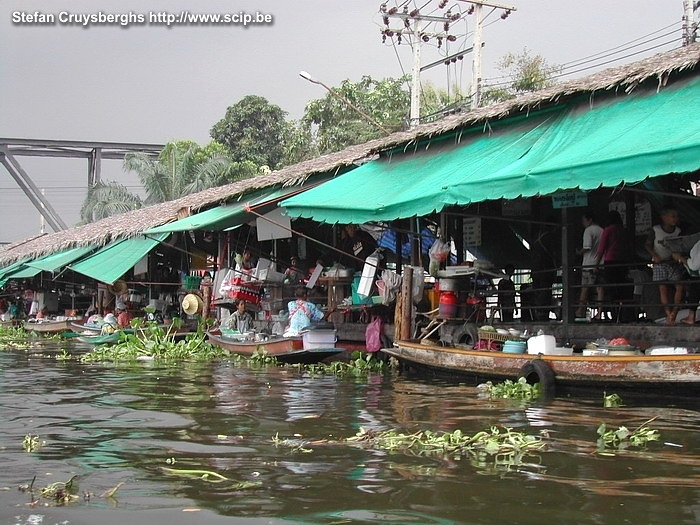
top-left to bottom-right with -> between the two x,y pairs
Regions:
115,303 -> 133,328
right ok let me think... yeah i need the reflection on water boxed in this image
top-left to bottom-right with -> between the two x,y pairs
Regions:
2,341 -> 700,525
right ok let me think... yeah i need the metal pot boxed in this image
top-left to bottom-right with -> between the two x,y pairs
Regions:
438,278 -> 459,292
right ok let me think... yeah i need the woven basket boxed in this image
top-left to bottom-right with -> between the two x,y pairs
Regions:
477,329 -> 519,342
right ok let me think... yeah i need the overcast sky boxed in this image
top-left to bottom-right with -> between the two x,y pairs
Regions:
0,0 -> 685,245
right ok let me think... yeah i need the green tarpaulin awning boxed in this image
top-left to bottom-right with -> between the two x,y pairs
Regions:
3,265 -> 42,279
70,233 -> 168,284
281,76 -> 700,224
26,245 -> 96,273
143,186 -> 310,235
0,260 -> 29,281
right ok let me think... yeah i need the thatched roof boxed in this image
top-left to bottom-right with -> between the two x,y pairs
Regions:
2,43 -> 699,267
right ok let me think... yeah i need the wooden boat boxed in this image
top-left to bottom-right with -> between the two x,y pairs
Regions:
23,319 -> 74,334
70,320 -> 100,334
76,333 -> 123,345
385,340 -> 700,391
0,319 -> 22,328
207,330 -> 344,364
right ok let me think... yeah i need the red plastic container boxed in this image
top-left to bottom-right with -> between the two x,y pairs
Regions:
439,291 -> 458,318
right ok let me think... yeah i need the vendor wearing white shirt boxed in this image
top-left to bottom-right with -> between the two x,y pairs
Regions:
672,242 -> 700,324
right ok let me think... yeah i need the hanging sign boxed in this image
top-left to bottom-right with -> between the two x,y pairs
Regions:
256,207 -> 292,241
463,217 -> 482,246
551,191 -> 588,209
501,199 -> 531,216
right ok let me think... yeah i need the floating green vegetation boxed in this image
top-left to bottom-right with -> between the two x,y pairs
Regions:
22,434 -> 45,453
480,377 -> 541,400
603,392 -> 623,408
162,465 -> 262,489
0,326 -> 30,350
273,426 -> 545,471
303,351 -> 389,377
80,317 -> 230,363
247,347 -> 279,365
272,433 -> 314,453
19,475 -> 124,506
55,349 -> 72,361
40,475 -> 80,504
597,418 -> 660,450
346,426 -> 545,462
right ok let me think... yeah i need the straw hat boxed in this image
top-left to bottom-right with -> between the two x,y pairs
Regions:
108,280 -> 128,296
181,293 -> 203,315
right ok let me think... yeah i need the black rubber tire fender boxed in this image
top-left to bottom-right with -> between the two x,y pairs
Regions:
519,358 -> 556,396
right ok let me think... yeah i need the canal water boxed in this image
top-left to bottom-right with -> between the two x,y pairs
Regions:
2,340 -> 700,525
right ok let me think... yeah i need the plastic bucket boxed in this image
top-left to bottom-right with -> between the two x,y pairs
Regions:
439,291 -> 458,318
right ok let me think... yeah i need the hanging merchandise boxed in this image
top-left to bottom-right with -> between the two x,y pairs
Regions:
379,269 -> 402,304
357,250 -> 382,298
365,316 -> 383,353
227,277 -> 262,305
428,238 -> 450,277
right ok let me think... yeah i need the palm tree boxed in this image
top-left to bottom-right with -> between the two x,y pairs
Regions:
79,181 -> 143,223
79,141 -> 258,223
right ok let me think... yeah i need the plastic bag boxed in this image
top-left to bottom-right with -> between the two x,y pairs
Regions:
428,239 -> 450,277
379,269 -> 402,304
218,269 -> 235,297
365,316 -> 383,353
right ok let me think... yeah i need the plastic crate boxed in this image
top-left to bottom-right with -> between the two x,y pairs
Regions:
351,275 -> 373,305
184,276 -> 202,290
302,329 -> 337,349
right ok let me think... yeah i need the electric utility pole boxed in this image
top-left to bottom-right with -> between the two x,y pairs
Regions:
683,0 -> 698,46
380,2 -> 466,128
454,0 -> 516,109
380,1 -> 516,125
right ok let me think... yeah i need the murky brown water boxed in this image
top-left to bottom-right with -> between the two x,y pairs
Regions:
2,340 -> 700,525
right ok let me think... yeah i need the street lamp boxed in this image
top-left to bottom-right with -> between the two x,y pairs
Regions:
299,71 -> 392,136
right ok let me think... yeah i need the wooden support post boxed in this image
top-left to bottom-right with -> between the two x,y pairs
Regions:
399,266 -> 413,341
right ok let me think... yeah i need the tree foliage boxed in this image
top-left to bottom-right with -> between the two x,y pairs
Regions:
79,140 -> 256,223
282,76 -> 464,164
301,76 -> 409,156
79,181 -> 143,224
482,48 -> 561,105
210,95 -> 288,169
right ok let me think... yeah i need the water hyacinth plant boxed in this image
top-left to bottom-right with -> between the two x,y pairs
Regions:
479,377 -> 541,400
597,418 -> 660,450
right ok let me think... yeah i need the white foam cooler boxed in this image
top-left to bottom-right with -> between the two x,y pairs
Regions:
527,334 -> 556,354
302,328 -> 337,350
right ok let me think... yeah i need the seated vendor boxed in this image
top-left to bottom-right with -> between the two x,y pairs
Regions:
235,249 -> 256,282
225,299 -> 253,333
284,287 -> 334,336
115,302 -> 133,328
283,256 -> 305,284
101,313 -> 119,334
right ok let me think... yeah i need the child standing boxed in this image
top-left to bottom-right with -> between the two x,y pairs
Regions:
498,264 -> 517,322
645,206 -> 685,325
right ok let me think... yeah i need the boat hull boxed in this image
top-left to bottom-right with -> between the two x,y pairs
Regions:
77,333 -> 122,345
70,321 -> 101,334
207,332 -> 343,364
385,340 -> 700,389
23,320 -> 73,334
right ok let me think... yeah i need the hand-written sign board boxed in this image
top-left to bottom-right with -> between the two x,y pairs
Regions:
551,191 -> 588,209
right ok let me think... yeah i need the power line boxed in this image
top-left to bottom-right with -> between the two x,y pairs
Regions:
558,21 -> 679,67
483,37 -> 680,89
547,38 -> 681,80
484,21 -> 680,83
